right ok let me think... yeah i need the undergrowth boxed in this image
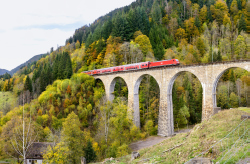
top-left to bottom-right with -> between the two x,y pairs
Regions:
101,108 -> 249,164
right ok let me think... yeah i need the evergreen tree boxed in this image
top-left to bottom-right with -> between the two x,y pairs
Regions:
207,8 -> 213,22
229,69 -> 235,83
24,76 -> 32,92
112,13 -> 132,40
102,19 -> 113,40
128,8 -> 137,33
151,0 -> 162,24
53,55 -> 59,80
65,51 -> 73,79
122,14 -> 133,41
238,14 -> 246,33
39,69 -> 46,93
149,25 -> 165,60
84,140 -> 97,163
217,51 -> 222,61
141,7 -> 150,35
194,16 -> 201,28
237,0 -> 242,10
198,0 -> 204,8
85,32 -> 93,49
136,7 -> 143,32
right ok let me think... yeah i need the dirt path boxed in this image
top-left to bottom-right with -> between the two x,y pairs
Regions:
129,136 -> 168,151
129,128 -> 193,151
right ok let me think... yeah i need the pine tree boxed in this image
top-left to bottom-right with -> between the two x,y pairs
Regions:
122,14 -> 133,41
229,69 -> 235,83
151,0 -> 162,24
237,0 -> 242,10
217,51 -> 222,61
141,7 -> 150,35
84,140 -> 97,163
102,19 -> 113,40
24,76 -> 32,92
238,14 -> 246,33
194,16 -> 201,28
53,55 -> 59,80
65,51 -> 73,79
136,7 -> 143,32
39,69 -> 46,93
207,8 -> 213,22
149,25 -> 165,60
85,32 -> 93,49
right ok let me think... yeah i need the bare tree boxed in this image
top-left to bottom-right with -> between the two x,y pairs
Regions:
2,93 -> 37,164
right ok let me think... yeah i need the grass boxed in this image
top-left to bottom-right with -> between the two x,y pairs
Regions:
101,108 -> 249,164
0,92 -> 17,114
238,107 -> 250,113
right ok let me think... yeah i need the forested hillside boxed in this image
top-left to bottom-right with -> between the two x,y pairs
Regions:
0,0 -> 249,163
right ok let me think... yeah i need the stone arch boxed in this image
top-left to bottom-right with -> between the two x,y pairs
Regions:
133,74 -> 160,128
167,70 -> 203,135
212,66 -> 249,108
95,78 -> 106,91
109,76 -> 128,102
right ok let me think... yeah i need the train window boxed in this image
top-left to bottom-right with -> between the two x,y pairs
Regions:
142,64 -> 144,66
146,64 -> 147,66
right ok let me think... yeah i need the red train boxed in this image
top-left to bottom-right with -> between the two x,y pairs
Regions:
83,59 -> 179,75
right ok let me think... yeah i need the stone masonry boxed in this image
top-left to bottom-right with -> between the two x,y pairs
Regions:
93,61 -> 250,137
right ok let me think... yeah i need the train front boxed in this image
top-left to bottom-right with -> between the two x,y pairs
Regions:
175,59 -> 180,65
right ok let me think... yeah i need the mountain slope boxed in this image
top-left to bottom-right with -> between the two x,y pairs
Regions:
9,54 -> 46,76
0,69 -> 10,75
115,108 -> 249,164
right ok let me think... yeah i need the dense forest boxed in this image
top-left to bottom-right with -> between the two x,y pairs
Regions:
0,0 -> 249,163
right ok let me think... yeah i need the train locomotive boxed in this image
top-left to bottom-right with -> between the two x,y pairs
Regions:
83,59 -> 179,75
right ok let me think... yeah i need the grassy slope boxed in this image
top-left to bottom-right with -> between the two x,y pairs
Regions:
0,92 -> 17,114
109,108 -> 249,164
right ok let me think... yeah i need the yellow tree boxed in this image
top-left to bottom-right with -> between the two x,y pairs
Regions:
192,3 -> 200,17
162,14 -> 169,26
133,31 -> 143,39
230,0 -> 238,16
43,142 -> 69,164
103,36 -> 122,67
169,17 -> 178,37
196,37 -> 206,57
234,35 -> 246,59
175,28 -> 186,40
210,0 -> 229,25
199,5 -> 207,23
75,40 -> 80,49
134,34 -> 153,56
223,14 -> 232,26
184,17 -> 199,41
164,48 -> 176,59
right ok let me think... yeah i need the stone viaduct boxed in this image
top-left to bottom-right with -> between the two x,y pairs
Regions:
93,60 -> 250,137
